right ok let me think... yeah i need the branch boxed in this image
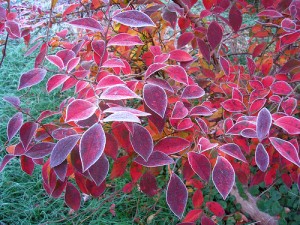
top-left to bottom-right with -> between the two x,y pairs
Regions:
0,34 -> 9,68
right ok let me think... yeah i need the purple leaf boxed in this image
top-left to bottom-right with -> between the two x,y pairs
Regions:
88,154 -> 109,186
256,108 -> 272,141
255,143 -> 269,172
269,137 -> 300,167
65,182 -> 81,211
207,21 -> 223,49
188,152 -> 211,182
3,96 -> 20,108
134,151 -> 174,167
80,123 -> 106,172
50,135 -> 81,168
68,17 -> 103,33
7,112 -> 23,141
212,156 -> 235,200
18,68 -> 47,90
181,85 -> 205,99
25,142 -> 55,159
0,154 -> 15,172
20,122 -> 38,150
112,10 -> 156,27
130,124 -> 153,161
218,143 -> 247,162
143,83 -> 167,118
140,172 -> 158,197
166,173 -> 188,219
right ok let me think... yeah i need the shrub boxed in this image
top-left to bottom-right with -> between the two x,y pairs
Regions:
1,0 -> 300,223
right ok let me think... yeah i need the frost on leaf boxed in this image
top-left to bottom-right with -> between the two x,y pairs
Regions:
166,173 -> 188,219
212,156 -> 235,200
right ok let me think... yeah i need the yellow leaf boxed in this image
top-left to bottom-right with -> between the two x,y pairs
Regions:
51,0 -> 58,9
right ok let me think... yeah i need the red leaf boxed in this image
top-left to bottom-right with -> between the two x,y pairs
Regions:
66,57 -> 80,73
104,133 -> 118,160
102,58 -> 125,68
130,124 -> 153,161
202,0 -> 217,10
7,112 -> 23,141
192,189 -> 204,208
112,10 -> 155,27
188,152 -> 211,182
229,4 -> 242,32
197,38 -> 211,63
154,136 -> 190,154
110,156 -> 129,179
20,155 -> 35,175
219,57 -> 230,75
169,49 -> 193,62
47,74 -> 69,93
56,49 -> 76,66
246,57 -> 256,76
280,31 -> 300,46
249,98 -> 266,115
255,143 -> 269,172
207,21 -> 223,49
6,21 -> 20,37
171,101 -> 188,119
20,122 -> 38,150
140,172 -> 158,197
65,182 -> 81,211
256,108 -> 272,141
130,162 -> 143,182
274,116 -> 300,135
18,68 -> 47,90
182,209 -> 202,223
206,201 -> 225,217
66,99 -> 97,122
164,65 -> 188,84
25,142 -> 55,159
145,63 -> 167,79
68,17 -> 103,32
0,154 -> 14,172
252,42 -> 266,58
100,84 -> 141,100
107,33 -> 143,46
226,121 -> 256,135
134,151 -> 174,167
166,173 -> 188,219
181,85 -> 205,99
218,143 -> 246,162
278,59 -> 300,73
96,75 -> 125,89
50,135 -> 81,168
212,156 -> 235,199
143,83 -> 167,118
269,137 -> 300,167
46,55 -> 64,70
257,10 -> 283,18
221,99 -> 246,112
86,179 -> 106,197
88,154 -> 109,186
198,137 -> 218,152
190,106 -> 212,116
271,81 -> 293,95
177,32 -> 194,48
80,123 -> 106,171
281,97 -> 297,115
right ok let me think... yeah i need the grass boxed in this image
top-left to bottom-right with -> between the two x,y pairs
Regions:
0,39 -> 182,225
